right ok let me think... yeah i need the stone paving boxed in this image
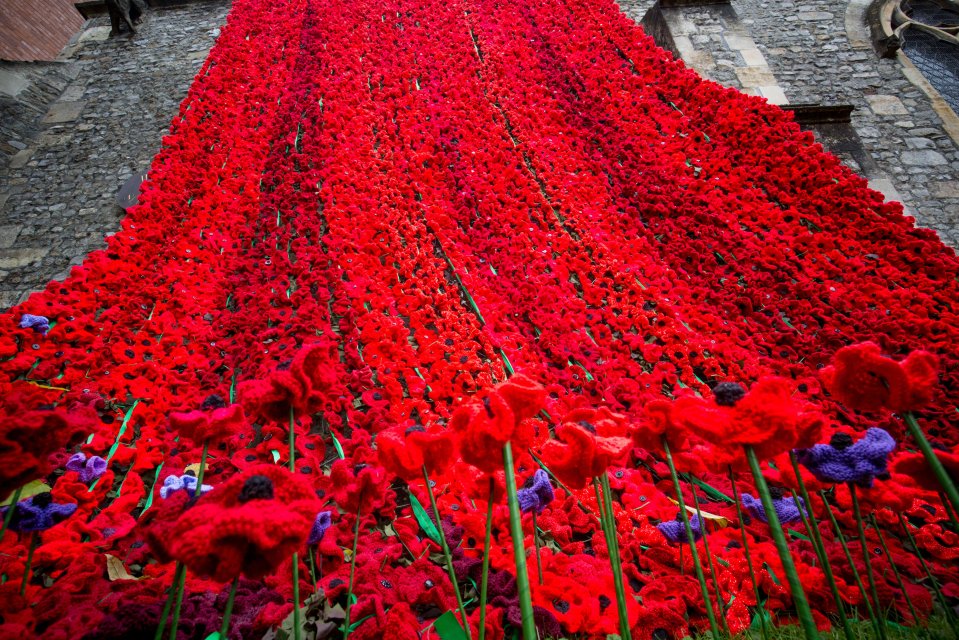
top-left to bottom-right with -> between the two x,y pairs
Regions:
0,0 -> 230,310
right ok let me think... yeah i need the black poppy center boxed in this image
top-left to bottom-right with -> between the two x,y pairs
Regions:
713,381 -> 746,406
32,492 -> 54,508
238,475 -> 275,503
202,394 -> 226,410
830,432 -> 854,451
768,486 -> 785,500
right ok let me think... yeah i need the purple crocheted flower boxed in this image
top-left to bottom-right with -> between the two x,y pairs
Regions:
19,314 -> 50,334
308,510 -> 333,545
66,452 -> 108,483
159,474 -> 212,499
517,469 -> 554,514
742,490 -> 806,524
797,428 -> 896,488
657,513 -> 704,543
0,492 -> 77,531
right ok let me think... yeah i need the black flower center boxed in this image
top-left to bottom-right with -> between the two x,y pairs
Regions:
202,394 -> 226,410
552,599 -> 570,614
238,475 -> 275,503
33,492 -> 54,508
830,433 -> 854,451
769,486 -> 785,500
598,595 -> 611,611
713,382 -> 746,406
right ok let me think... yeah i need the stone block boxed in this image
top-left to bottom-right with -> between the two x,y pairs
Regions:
901,150 -> 947,166
0,226 -> 21,249
0,247 -> 49,269
42,101 -> 86,124
739,48 -> 767,66
723,34 -> 754,51
758,85 -> 789,105
933,182 -> 959,198
735,66 -> 777,87
865,94 -> 908,115
8,149 -> 34,169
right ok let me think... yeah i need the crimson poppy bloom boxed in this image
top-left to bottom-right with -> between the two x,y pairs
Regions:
239,341 -> 340,422
539,407 -> 632,488
164,464 -> 321,581
820,342 -> 939,412
376,423 -> 457,480
168,395 -> 248,445
892,447 -> 959,492
672,378 -> 825,461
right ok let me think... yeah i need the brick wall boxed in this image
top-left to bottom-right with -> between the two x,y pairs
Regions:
0,0 -> 85,62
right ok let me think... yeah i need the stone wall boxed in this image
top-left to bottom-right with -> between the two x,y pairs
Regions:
0,0 -> 85,62
0,1 -> 230,309
619,0 -> 959,249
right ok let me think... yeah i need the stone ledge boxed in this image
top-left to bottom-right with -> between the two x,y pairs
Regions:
781,104 -> 854,125
659,0 -> 730,6
75,0 -> 224,19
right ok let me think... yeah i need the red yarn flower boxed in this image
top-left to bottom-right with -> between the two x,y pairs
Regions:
0,397 -> 97,498
631,398 -> 688,453
238,341 -> 340,422
168,395 -> 247,445
539,407 -> 632,488
820,342 -> 939,412
450,374 -> 546,472
376,424 -> 456,480
673,378 -> 825,461
893,447 -> 959,492
164,464 -> 321,581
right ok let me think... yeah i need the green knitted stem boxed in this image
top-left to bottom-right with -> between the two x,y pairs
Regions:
503,441 -> 536,640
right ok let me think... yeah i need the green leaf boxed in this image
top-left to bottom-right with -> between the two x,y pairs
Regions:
788,528 -> 811,542
410,492 -> 441,544
204,633 -> 222,640
434,611 -> 469,640
1,480 -> 50,506
348,614 -> 373,632
749,606 -> 772,631
331,430 -> 345,460
271,449 -> 281,464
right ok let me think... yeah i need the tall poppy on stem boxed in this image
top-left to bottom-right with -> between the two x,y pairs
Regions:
688,481 -> 731,637
673,379 -> 823,640
787,453 -> 855,640
868,513 -> 919,624
453,375 -> 546,639
897,513 -> 956,625
848,484 -> 887,640
821,343 -> 958,518
478,477 -> 495,640
727,466 -> 770,640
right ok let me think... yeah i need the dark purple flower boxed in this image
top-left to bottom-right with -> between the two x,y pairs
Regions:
796,428 -> 896,488
657,513 -> 704,543
66,452 -> 108,483
308,510 -> 332,545
0,492 -> 77,531
19,314 -> 50,334
742,491 -> 806,524
517,469 -> 554,514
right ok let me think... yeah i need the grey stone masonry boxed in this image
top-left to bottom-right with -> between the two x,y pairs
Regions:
0,1 -> 230,310
619,0 -> 959,249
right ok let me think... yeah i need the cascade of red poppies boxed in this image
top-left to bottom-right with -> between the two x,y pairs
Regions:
1,0 -> 958,637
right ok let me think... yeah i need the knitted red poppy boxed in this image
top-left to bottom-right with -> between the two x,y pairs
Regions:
821,342 -> 939,413
539,408 -> 632,488
377,424 -> 457,480
892,448 -> 959,492
673,378 -> 825,461
451,375 -> 546,473
169,402 -> 247,446
631,398 -> 688,454
239,341 -> 340,422
0,399 -> 97,498
164,464 -> 320,581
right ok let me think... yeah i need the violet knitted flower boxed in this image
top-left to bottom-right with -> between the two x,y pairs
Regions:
19,314 -> 50,334
742,489 -> 806,524
66,452 -> 107,483
308,510 -> 333,545
159,474 -> 212,499
517,469 -> 554,514
657,513 -> 704,543
796,428 -> 896,488
0,492 -> 77,531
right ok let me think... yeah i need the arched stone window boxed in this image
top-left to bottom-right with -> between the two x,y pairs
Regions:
877,1 -> 959,112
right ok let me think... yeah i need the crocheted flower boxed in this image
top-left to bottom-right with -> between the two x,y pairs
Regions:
19,314 -> 50,334
164,464 -> 321,581
673,378 -> 825,461
158,474 -> 212,499
0,401 -> 98,498
239,341 -> 340,422
169,395 -> 247,445
377,423 -> 456,480
539,407 -> 632,489
65,453 -> 107,483
796,428 -> 897,488
517,469 -> 554,514
450,375 -> 546,473
657,513 -> 704,543
892,447 -> 959,492
741,489 -> 806,524
308,510 -> 333,545
0,492 -> 77,532
631,398 -> 688,454
821,342 -> 939,413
